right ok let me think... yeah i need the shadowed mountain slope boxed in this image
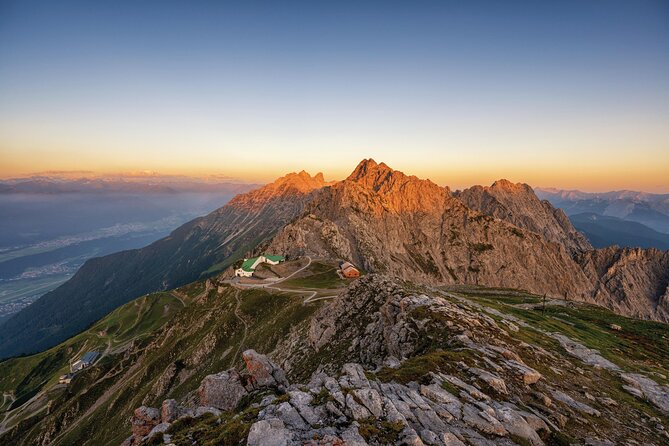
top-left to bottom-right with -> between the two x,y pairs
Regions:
0,171 -> 326,359
570,212 -> 669,250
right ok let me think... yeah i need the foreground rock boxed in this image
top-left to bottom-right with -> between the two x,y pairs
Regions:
121,276 -> 669,446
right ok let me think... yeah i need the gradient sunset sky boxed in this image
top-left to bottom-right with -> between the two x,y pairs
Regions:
1,1 -> 668,191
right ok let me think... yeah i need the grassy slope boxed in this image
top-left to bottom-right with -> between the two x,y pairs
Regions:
0,292 -> 183,412
280,261 -> 350,289
454,288 -> 669,383
0,279 -> 323,446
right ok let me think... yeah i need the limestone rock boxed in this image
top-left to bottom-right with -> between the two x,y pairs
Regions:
551,390 -> 601,417
621,373 -> 669,415
247,418 -> 293,446
130,406 -> 160,439
198,370 -> 248,410
243,349 -> 289,389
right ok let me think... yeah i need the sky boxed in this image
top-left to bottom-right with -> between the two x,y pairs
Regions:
1,0 -> 668,192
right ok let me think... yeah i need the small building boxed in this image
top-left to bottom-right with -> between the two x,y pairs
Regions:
340,261 -> 360,278
72,351 -> 99,372
263,255 -> 285,265
235,257 -> 261,277
59,373 -> 74,384
234,254 -> 286,277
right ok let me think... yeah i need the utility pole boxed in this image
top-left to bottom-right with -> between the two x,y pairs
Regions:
542,293 -> 547,315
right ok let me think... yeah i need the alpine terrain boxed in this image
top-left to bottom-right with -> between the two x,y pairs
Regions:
0,160 -> 668,446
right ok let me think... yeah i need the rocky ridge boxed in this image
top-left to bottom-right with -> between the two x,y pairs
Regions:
268,159 -> 669,323
456,180 -> 592,256
126,275 -> 669,446
577,246 -> 669,322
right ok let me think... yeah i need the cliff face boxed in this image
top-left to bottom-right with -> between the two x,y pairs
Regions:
270,159 -> 594,300
269,159 -> 669,322
577,247 -> 669,321
456,180 -> 592,256
0,171 -> 327,359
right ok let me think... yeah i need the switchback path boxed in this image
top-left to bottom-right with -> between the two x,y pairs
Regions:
231,289 -> 249,364
232,256 -> 339,304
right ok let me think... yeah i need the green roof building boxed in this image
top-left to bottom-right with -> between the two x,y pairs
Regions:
235,254 -> 285,277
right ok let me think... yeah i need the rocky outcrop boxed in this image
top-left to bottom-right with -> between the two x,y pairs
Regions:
269,159 -> 594,299
456,179 -> 592,255
242,349 -> 289,389
120,276 -> 669,446
578,247 -> 669,321
268,159 -> 669,322
198,370 -> 248,411
129,406 -> 160,441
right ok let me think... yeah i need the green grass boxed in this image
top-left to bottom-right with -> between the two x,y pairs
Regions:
281,262 -> 348,289
0,291 -> 185,436
376,349 -> 478,384
458,289 -> 669,382
358,417 -> 404,444
0,279 -> 327,446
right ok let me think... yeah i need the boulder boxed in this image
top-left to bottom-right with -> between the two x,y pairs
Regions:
247,418 -> 293,446
243,349 -> 289,389
495,406 -> 544,446
351,388 -> 383,418
130,406 -> 160,439
161,399 -> 179,423
506,360 -> 542,385
198,370 -> 248,410
469,368 -> 508,395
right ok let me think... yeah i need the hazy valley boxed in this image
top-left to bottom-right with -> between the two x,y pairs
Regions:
0,177 -> 256,325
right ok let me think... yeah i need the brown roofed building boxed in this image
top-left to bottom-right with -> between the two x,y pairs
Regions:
340,261 -> 360,278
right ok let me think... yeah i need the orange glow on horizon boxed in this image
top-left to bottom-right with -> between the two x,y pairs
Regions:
1,146 -> 668,193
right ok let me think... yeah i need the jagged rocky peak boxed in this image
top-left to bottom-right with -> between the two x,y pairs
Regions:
338,158 -> 451,213
456,178 -> 592,255
490,178 -> 533,192
228,169 -> 327,208
273,169 -> 328,192
348,158 -> 436,190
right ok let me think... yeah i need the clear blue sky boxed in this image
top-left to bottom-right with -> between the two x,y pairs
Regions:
1,0 -> 668,191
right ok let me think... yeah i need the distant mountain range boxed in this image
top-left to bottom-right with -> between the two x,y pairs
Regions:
0,177 -> 257,194
570,212 -> 669,250
537,187 -> 669,234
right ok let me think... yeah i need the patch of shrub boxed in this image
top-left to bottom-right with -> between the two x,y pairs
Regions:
471,243 -> 494,253
358,417 -> 404,444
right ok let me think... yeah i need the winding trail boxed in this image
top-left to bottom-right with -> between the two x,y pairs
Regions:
231,289 -> 249,364
232,256 -> 339,304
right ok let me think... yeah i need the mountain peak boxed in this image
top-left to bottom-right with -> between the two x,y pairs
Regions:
228,170 -> 326,209
273,170 -> 326,191
348,158 -> 382,179
346,158 -> 403,189
490,179 -> 532,193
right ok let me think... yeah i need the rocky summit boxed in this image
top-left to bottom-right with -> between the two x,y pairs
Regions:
269,159 -> 669,323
